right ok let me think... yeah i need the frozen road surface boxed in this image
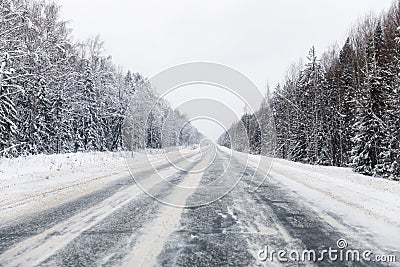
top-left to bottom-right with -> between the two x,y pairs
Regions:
0,144 -> 399,266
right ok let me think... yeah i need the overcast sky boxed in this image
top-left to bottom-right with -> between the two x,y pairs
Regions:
58,0 -> 394,141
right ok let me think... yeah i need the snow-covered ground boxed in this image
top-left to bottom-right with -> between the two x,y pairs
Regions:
1,146 -> 399,266
0,148 -> 200,225
220,146 -> 400,250
0,152 -> 126,224
266,158 -> 400,250
2,147 -> 400,251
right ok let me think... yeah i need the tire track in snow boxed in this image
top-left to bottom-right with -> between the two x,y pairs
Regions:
0,152 -> 197,254
120,148 -> 216,267
227,150 -> 387,267
40,156 -> 204,266
0,151 -> 202,266
156,150 -> 256,266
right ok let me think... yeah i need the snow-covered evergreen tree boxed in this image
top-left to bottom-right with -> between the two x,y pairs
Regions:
219,3 -> 400,180
0,53 -> 17,155
351,24 -> 389,176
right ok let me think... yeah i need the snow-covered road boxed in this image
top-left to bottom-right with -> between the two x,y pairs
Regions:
0,145 -> 399,266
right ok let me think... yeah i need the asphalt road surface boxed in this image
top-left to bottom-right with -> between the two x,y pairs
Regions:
0,144 -> 397,266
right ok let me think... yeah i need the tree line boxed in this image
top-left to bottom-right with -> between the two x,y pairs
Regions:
0,0 -> 202,157
219,1 -> 400,180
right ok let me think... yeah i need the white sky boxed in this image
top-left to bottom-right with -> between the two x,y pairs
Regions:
58,0 -> 394,141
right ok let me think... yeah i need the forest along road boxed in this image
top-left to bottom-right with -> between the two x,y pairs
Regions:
0,145 -> 399,267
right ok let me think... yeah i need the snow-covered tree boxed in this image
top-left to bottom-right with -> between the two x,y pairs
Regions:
0,53 -> 17,155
